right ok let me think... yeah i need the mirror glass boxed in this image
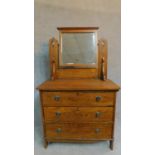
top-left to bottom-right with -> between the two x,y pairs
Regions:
61,32 -> 97,66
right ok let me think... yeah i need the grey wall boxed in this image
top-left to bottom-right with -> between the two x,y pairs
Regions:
34,0 -> 121,127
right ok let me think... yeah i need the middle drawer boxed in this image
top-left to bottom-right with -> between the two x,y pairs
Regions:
44,107 -> 114,123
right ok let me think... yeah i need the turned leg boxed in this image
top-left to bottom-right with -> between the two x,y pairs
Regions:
109,140 -> 114,150
44,139 -> 48,148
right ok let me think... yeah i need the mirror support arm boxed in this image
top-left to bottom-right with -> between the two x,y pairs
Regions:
101,57 -> 105,80
103,41 -> 107,81
99,40 -> 107,81
49,38 -> 58,80
51,59 -> 56,80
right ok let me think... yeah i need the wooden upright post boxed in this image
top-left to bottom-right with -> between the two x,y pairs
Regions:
98,39 -> 108,80
49,38 -> 58,80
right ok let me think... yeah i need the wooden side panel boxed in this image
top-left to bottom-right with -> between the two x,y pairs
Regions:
39,91 -> 48,147
111,92 -> 117,139
45,123 -> 113,140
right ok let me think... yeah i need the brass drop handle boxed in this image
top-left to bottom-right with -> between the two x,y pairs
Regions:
96,111 -> 102,117
56,128 -> 62,133
95,128 -> 100,133
54,96 -> 60,101
55,111 -> 61,117
96,96 -> 102,102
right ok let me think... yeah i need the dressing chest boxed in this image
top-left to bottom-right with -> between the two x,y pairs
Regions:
37,27 -> 120,149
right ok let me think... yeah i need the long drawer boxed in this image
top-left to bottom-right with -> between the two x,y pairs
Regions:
45,123 -> 113,140
42,92 -> 115,107
44,107 -> 114,123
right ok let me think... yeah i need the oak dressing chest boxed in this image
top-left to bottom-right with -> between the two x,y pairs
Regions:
37,27 -> 120,149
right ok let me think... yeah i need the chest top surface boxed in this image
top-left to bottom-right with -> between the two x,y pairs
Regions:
37,79 -> 120,91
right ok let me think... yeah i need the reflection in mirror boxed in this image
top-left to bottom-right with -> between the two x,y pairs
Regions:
61,33 -> 97,66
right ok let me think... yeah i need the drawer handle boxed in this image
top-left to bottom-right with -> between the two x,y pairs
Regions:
96,96 -> 102,101
55,111 -> 61,117
95,128 -> 100,133
54,96 -> 60,101
56,128 -> 62,133
96,111 -> 102,117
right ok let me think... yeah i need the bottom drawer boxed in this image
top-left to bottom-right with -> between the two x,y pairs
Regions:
45,123 -> 113,140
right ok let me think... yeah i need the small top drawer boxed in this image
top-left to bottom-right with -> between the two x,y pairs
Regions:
42,92 -> 115,107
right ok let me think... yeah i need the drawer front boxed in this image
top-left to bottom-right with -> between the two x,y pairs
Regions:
44,107 -> 114,123
42,92 -> 114,107
45,123 -> 113,140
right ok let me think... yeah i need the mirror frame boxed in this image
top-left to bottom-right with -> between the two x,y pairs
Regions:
57,27 -> 99,68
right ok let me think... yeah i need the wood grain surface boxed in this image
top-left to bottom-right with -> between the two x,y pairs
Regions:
37,79 -> 120,91
43,107 -> 114,123
45,123 -> 113,140
42,91 -> 115,107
